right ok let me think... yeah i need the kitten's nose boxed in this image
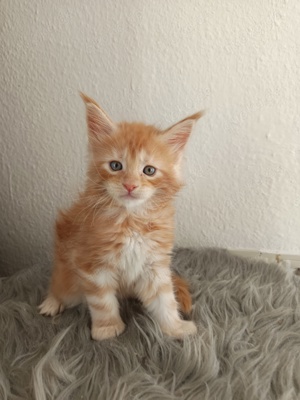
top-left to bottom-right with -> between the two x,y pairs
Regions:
123,183 -> 137,193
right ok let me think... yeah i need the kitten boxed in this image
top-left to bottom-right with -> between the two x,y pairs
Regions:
39,94 -> 204,341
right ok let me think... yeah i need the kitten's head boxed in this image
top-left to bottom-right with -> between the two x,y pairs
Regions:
81,93 -> 204,210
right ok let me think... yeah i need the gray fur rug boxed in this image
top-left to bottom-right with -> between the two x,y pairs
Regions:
1,248 -> 300,400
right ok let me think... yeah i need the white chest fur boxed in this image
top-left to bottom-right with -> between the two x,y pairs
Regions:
118,231 -> 149,284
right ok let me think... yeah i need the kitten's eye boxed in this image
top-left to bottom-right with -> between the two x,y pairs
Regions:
109,161 -> 123,171
143,165 -> 156,176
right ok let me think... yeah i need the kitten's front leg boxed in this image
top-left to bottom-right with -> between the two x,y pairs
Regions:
135,269 -> 197,339
84,269 -> 125,341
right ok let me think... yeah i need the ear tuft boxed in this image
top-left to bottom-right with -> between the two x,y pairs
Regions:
80,92 -> 102,108
80,92 -> 116,138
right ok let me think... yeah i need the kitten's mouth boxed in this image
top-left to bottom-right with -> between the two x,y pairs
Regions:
121,193 -> 138,200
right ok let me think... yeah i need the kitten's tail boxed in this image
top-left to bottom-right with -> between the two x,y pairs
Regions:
172,274 -> 192,315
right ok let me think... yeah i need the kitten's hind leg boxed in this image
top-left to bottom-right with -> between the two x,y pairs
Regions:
38,294 -> 65,316
38,261 -> 80,316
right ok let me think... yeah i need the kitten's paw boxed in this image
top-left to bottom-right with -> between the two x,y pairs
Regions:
163,320 -> 197,339
91,320 -> 126,341
38,295 -> 64,316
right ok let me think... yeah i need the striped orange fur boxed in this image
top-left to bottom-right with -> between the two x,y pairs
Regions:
39,94 -> 203,340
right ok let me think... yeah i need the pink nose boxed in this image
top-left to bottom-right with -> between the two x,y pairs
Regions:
123,183 -> 137,193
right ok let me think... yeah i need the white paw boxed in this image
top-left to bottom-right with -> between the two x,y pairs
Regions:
163,320 -> 197,339
38,295 -> 64,316
91,320 -> 125,341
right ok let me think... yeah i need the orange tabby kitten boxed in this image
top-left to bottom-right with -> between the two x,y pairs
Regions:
39,94 -> 204,341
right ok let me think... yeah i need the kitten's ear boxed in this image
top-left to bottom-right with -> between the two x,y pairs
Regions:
80,92 -> 116,139
162,111 -> 205,154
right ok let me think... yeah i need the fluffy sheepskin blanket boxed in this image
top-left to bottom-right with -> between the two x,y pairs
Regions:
1,248 -> 300,400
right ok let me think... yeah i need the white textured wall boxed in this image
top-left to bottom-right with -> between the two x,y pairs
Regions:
1,0 -> 300,273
